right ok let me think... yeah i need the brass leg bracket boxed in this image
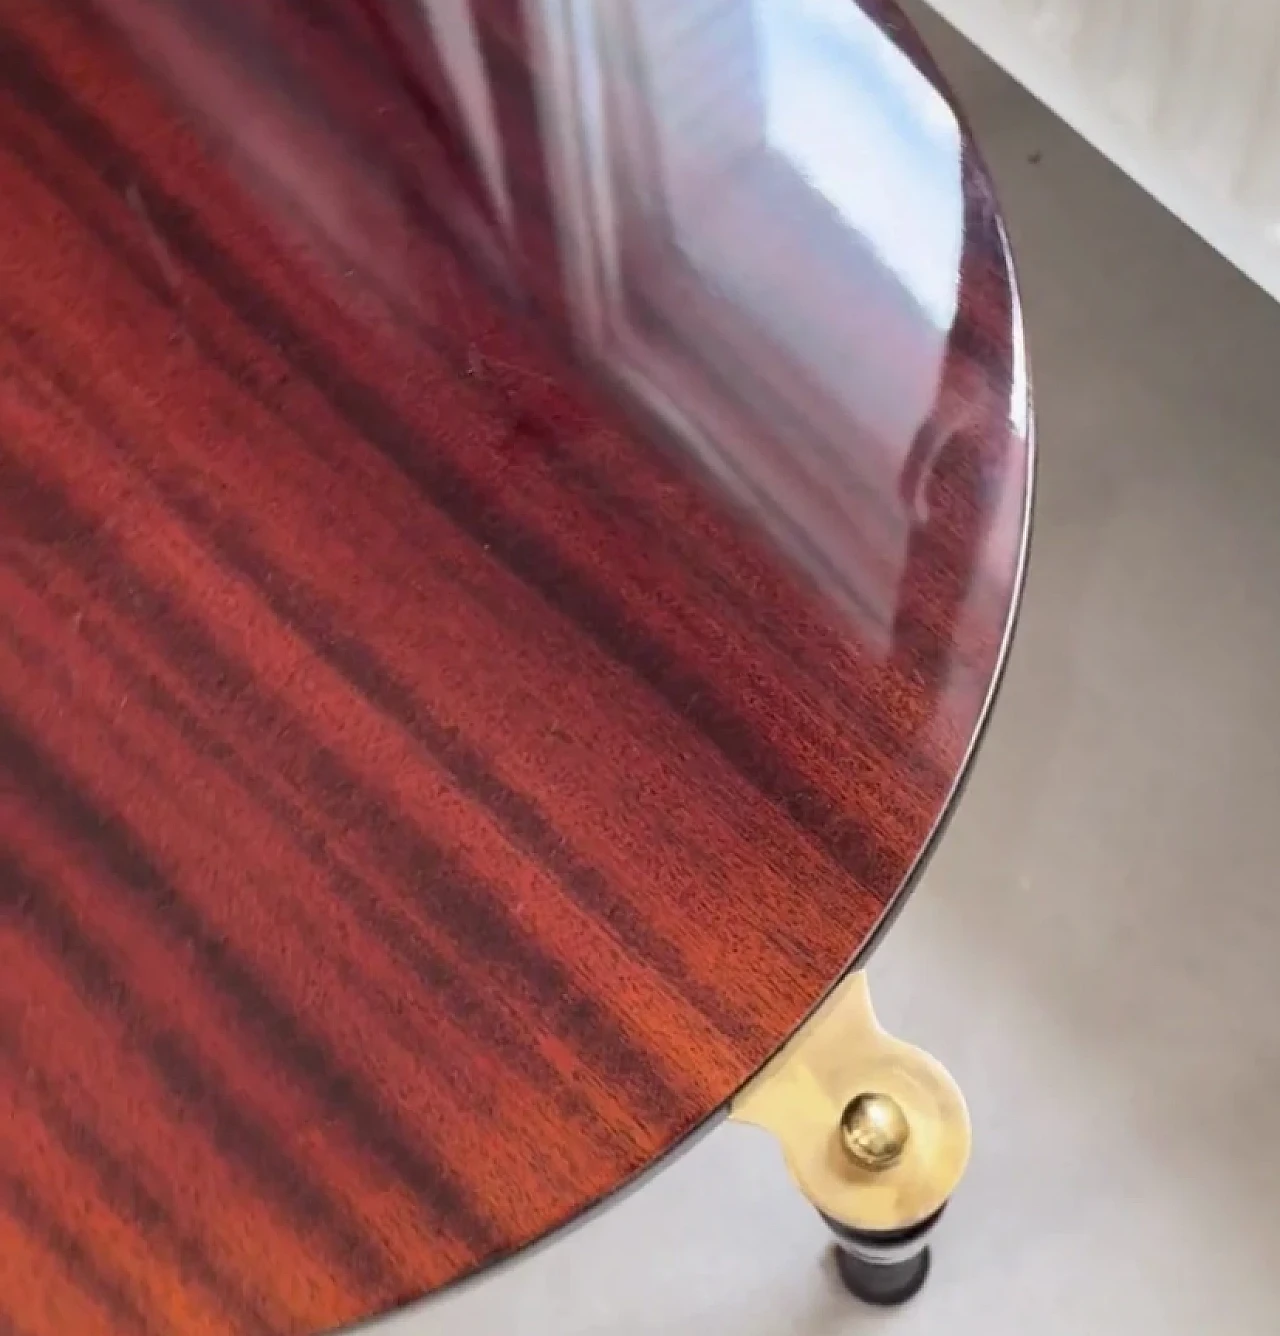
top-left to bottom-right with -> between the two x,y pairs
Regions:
728,971 -> 970,1302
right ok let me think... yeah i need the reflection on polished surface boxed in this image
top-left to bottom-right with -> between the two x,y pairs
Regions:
0,1 -> 1030,1333
536,0 -> 994,643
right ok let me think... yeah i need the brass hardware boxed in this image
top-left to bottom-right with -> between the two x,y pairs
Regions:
728,971 -> 969,1233
840,1092 -> 910,1170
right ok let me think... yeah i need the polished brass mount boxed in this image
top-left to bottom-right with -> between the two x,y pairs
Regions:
728,971 -> 970,1234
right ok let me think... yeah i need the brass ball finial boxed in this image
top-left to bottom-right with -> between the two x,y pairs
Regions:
840,1092 -> 911,1170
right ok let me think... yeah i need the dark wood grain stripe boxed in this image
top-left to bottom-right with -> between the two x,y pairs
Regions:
2,853 -> 402,1295
0,1029 -> 278,1334
1,565 -> 641,1158
0,1172 -> 164,1336
2,604 -> 644,1179
0,729 -> 499,1256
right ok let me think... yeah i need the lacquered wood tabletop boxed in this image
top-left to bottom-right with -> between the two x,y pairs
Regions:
0,1 -> 1031,1333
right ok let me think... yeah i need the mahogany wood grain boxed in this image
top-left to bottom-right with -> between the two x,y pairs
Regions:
0,2 -> 1032,1333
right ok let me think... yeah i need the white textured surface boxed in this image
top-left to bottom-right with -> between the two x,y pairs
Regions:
921,0 -> 1280,303
371,14 -> 1280,1334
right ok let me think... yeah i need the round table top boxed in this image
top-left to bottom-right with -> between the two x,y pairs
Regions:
0,1 -> 1031,1333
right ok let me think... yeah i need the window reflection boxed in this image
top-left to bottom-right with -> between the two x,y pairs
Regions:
531,0 -> 972,646
754,0 -> 962,332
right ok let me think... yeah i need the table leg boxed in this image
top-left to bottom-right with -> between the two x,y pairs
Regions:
728,971 -> 970,1305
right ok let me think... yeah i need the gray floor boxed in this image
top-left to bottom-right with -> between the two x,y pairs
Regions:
387,12 -> 1280,1334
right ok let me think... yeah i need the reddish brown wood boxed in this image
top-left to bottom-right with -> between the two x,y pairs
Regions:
0,2 -> 1031,1333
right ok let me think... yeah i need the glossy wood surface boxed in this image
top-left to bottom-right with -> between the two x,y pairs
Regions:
0,2 -> 1030,1333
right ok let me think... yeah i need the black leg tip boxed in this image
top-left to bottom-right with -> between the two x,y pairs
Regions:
820,1206 -> 944,1307
833,1243 -> 932,1306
